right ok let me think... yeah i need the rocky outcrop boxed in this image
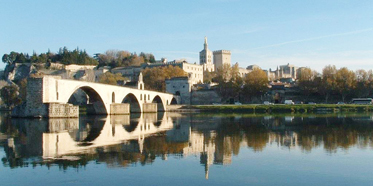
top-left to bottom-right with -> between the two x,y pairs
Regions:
4,63 -> 37,81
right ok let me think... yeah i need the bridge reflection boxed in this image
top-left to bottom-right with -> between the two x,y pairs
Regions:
43,113 -> 173,158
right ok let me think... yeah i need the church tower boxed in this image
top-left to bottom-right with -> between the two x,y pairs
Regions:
199,37 -> 214,72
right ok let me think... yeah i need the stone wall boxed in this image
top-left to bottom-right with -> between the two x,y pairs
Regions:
165,77 -> 192,104
191,90 -> 221,105
47,103 -> 79,118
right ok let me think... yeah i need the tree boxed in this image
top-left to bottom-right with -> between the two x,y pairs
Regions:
213,64 -> 242,102
298,67 -> 319,100
97,50 -> 154,68
242,69 -> 268,103
98,72 -> 126,85
335,67 -> 356,102
17,78 -> 27,101
214,63 -> 232,83
354,69 -> 371,98
319,65 -> 337,103
0,85 -> 22,109
2,52 -> 19,65
142,66 -> 187,92
203,71 -> 215,83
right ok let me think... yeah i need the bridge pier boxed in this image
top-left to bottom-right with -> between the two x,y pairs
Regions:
143,103 -> 157,113
110,103 -> 130,115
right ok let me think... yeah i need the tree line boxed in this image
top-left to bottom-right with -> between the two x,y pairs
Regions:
2,47 -> 98,66
205,63 -> 269,103
2,48 -> 158,68
95,50 -> 156,68
298,65 -> 373,102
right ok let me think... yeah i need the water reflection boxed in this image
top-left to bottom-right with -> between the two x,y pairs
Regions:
1,112 -> 373,178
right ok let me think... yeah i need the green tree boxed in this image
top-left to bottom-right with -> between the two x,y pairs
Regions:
0,85 -> 22,109
2,52 -> 19,65
335,67 -> 356,102
213,63 -> 244,102
16,78 -> 28,101
354,69 -> 371,98
298,67 -> 319,100
319,65 -> 337,103
242,69 -> 268,102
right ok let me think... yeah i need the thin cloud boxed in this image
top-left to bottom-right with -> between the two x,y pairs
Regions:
154,51 -> 197,55
251,28 -> 373,50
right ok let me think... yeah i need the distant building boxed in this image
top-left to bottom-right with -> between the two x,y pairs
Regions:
111,66 -> 142,82
65,64 -> 96,72
246,64 -> 261,71
238,67 -> 251,78
266,63 -> 298,80
199,37 -> 215,72
213,50 -> 231,71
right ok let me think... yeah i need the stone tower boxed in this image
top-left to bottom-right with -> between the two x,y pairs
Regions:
213,50 -> 231,71
199,37 -> 215,72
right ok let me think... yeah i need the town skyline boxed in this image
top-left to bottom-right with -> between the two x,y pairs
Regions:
1,0 -> 372,72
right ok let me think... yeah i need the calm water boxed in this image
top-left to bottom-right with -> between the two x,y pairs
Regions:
1,112 -> 373,186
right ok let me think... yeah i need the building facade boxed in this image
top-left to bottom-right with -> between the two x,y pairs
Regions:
213,50 -> 231,71
199,37 -> 215,72
165,77 -> 192,104
266,63 -> 298,81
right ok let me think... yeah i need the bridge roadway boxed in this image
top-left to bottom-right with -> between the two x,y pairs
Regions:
23,76 -> 179,116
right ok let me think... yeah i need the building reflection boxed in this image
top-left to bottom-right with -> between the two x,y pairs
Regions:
1,113 -> 373,177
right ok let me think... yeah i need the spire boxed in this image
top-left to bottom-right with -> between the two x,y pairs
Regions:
204,36 -> 208,50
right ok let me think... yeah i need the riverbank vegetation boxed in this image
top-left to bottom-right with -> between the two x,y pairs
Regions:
205,64 -> 373,104
193,104 -> 373,113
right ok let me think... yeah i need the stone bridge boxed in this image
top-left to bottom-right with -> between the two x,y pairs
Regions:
13,76 -> 179,117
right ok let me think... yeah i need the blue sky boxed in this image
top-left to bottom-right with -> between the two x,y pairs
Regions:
1,0 -> 372,71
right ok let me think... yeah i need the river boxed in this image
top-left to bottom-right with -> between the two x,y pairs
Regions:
1,112 -> 373,186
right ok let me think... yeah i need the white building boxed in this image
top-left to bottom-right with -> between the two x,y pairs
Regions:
266,63 -> 298,80
199,37 -> 215,72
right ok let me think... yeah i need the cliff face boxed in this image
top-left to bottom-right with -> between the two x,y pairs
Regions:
4,63 -> 37,81
3,63 -> 96,82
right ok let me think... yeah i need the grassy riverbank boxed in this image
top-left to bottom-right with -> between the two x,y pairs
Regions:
192,104 -> 373,113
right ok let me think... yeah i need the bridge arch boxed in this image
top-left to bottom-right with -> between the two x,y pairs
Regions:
170,97 -> 178,105
152,95 -> 165,112
67,86 -> 108,115
122,93 -> 141,113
